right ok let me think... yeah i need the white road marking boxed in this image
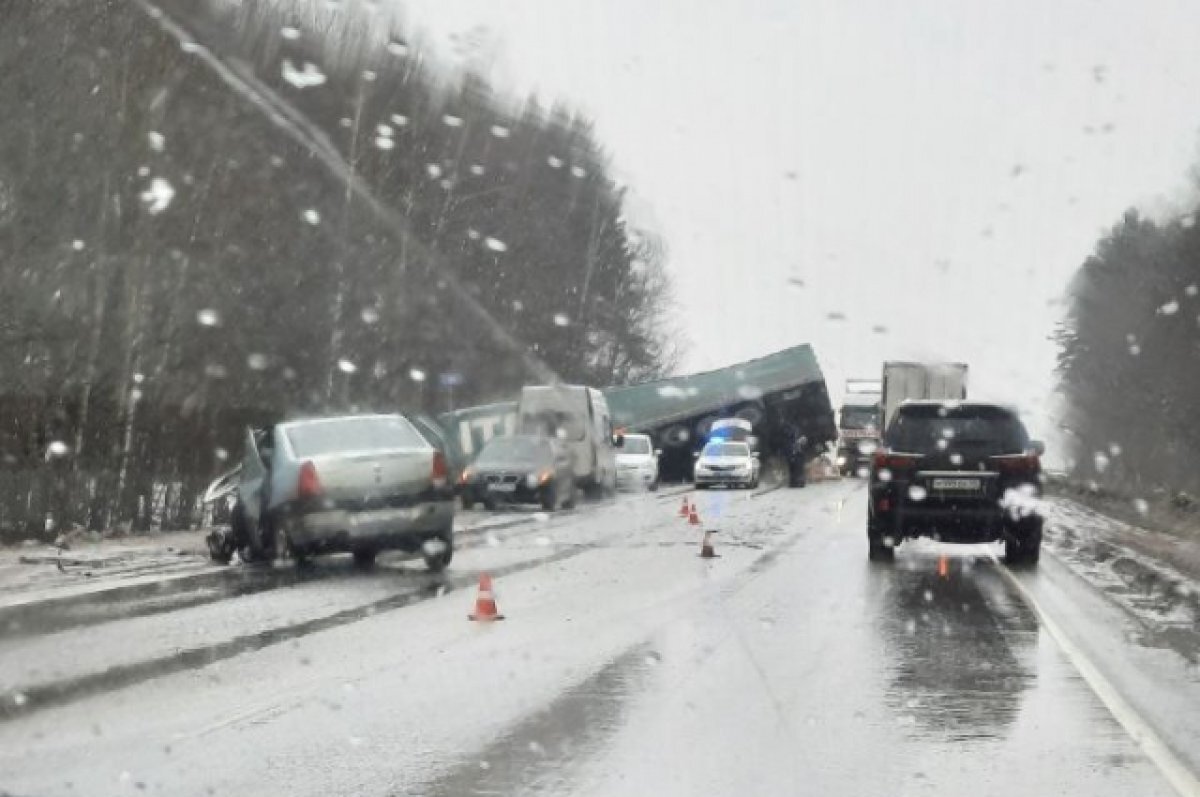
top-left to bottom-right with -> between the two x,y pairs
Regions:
994,557 -> 1200,797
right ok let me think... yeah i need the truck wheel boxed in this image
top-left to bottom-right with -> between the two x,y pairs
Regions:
423,531 -> 453,572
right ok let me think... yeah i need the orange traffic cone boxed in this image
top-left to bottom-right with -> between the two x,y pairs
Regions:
688,505 -> 702,527
468,573 -> 505,621
937,555 -> 949,578
699,530 -> 719,558
678,497 -> 691,519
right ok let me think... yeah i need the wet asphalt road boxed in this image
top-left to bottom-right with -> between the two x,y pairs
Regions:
1,482 -> 1198,797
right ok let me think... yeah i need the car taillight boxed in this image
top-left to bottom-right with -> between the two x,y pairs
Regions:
458,466 -> 473,485
872,450 -> 919,471
991,453 -> 1040,474
538,469 -> 553,485
297,460 -> 322,500
431,451 -> 448,485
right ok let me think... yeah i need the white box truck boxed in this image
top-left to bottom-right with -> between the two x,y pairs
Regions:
880,362 -> 968,430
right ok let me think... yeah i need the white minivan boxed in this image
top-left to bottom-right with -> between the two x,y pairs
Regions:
517,385 -> 619,496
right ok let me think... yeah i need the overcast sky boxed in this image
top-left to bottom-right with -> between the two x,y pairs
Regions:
400,0 -> 1200,435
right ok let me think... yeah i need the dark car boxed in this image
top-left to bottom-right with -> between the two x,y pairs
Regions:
867,401 -> 1044,565
459,435 -> 578,511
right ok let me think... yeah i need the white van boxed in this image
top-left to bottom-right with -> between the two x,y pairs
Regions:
517,385 -> 618,495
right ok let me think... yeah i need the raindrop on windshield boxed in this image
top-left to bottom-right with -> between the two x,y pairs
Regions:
196,308 -> 221,327
1185,284 -> 1198,296
147,131 -> 165,152
280,26 -> 301,40
552,313 -> 570,327
45,441 -> 70,460
409,368 -> 426,382
1133,498 -> 1149,515
386,40 -> 409,56
570,165 -> 587,178
337,359 -> 357,374
443,115 -> 464,128
484,236 -> 507,253
1158,300 -> 1180,315
361,307 -> 380,324
281,60 -> 327,89
425,164 -> 443,179
247,353 -> 268,371
139,177 -> 175,215
390,113 -> 409,127
1093,451 -> 1110,473
908,485 -> 928,502
547,156 -> 564,168
374,137 -> 394,151
71,239 -> 85,251
302,208 -> 321,225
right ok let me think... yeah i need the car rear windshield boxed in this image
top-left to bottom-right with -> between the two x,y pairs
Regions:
622,437 -> 651,455
476,436 -> 550,465
285,416 -> 426,457
886,405 -> 1029,455
703,442 -> 749,457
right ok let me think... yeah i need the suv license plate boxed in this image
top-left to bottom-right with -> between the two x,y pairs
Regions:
931,478 -> 981,491
487,483 -> 516,493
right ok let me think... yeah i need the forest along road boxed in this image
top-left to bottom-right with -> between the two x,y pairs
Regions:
1,482 -> 1199,797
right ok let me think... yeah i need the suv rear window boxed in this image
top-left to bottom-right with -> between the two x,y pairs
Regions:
286,416 -> 426,457
886,404 -> 1029,455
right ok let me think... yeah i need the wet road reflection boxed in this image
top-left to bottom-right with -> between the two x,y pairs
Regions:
873,551 -> 1039,742
414,644 -> 654,797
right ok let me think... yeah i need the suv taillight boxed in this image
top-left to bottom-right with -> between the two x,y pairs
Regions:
872,450 -> 920,471
431,451 -> 448,486
990,453 -> 1040,475
297,460 -> 323,499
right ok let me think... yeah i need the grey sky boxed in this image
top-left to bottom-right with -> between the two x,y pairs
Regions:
402,0 -> 1200,437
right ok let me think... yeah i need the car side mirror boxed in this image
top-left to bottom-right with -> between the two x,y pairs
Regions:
654,449 -> 662,458
693,451 -> 701,459
1031,440 -> 1046,456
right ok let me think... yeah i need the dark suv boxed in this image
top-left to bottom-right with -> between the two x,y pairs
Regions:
867,401 -> 1044,565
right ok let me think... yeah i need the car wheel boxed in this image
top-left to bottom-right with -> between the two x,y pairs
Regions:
206,528 -> 235,564
540,484 -> 558,511
353,549 -> 377,568
461,494 -> 475,511
867,523 -> 894,562
648,479 -> 659,492
423,531 -> 454,572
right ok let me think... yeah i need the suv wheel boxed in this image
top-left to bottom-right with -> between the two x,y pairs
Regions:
1004,518 -> 1042,566
867,522 -> 894,562
540,484 -> 558,511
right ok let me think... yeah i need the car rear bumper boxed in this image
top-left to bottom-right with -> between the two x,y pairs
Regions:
876,505 -> 1006,542
287,500 -> 454,552
617,470 -> 656,489
695,472 -> 753,486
